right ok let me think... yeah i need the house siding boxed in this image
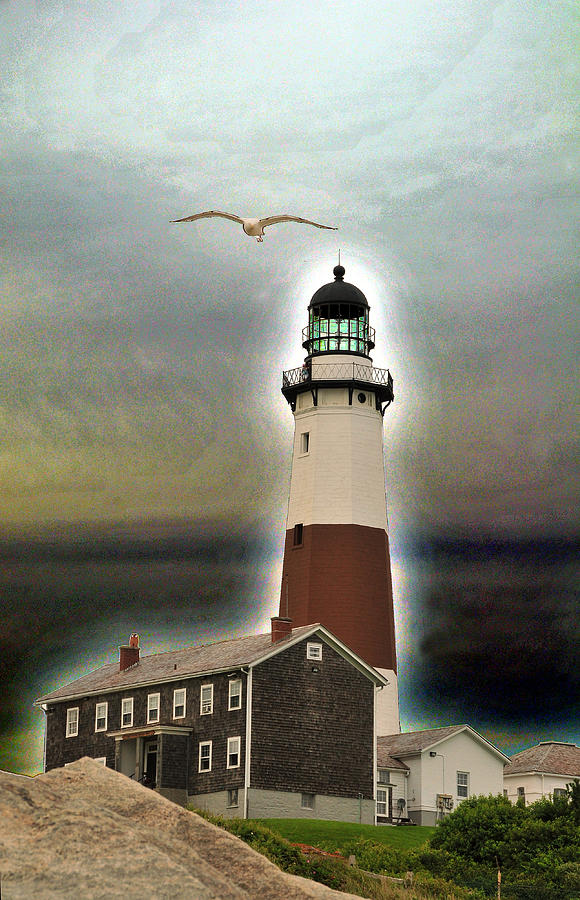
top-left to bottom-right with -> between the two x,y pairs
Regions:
159,732 -> 189,790
398,732 -> 506,824
45,698 -> 117,771
44,671 -> 247,797
187,671 -> 246,797
504,773 -> 574,805
250,639 -> 374,799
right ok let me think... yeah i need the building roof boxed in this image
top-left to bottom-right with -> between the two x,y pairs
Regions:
504,742 -> 580,777
376,749 -> 409,770
378,724 -> 510,763
378,725 -> 465,757
36,623 -> 387,705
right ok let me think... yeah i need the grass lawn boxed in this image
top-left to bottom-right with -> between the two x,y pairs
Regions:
256,818 -> 435,852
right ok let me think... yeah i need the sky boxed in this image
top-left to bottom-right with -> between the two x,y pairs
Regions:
1,0 -> 578,774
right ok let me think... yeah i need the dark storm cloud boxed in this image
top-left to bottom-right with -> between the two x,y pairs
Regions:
404,535 -> 579,727
0,520 -> 275,771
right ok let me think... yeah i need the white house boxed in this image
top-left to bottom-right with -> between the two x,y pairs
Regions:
503,741 -> 580,805
377,725 -> 510,825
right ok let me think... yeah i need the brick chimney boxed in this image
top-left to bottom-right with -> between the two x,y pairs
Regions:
119,633 -> 140,671
271,616 -> 292,643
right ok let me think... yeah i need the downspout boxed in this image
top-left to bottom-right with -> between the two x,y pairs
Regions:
243,666 -> 253,819
373,685 -> 380,825
41,704 -> 48,773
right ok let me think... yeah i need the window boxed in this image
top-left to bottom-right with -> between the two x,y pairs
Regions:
173,688 -> 186,719
517,787 -> 525,801
293,523 -> 303,546
376,788 -> 388,816
66,707 -> 79,738
227,788 -> 239,808
301,792 -> 315,810
95,702 -> 108,732
121,698 -> 133,728
300,432 -> 310,454
200,684 -> 213,715
378,770 -> 391,784
553,788 -> 567,798
228,679 -> 242,711
457,772 -> 469,798
199,741 -> 212,772
147,693 -> 160,724
227,736 -> 241,769
94,757 -> 107,766
307,642 -> 322,661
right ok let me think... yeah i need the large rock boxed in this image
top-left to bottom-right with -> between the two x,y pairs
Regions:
0,758 -> 358,899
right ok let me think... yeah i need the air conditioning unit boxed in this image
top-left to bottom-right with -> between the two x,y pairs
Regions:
436,794 -> 454,811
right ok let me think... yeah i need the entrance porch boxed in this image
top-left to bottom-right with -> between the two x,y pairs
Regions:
108,724 -> 192,805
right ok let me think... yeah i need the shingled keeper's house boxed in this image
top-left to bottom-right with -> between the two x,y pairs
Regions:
37,619 -> 387,823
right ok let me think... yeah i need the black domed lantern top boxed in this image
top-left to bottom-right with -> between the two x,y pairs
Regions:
303,265 -> 375,358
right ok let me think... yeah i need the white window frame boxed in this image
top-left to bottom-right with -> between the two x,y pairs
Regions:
307,642 -> 322,661
173,688 -> 186,719
227,787 -> 239,808
376,788 -> 388,816
121,697 -> 133,728
228,679 -> 242,711
200,683 -> 213,715
457,771 -> 469,798
94,757 -> 107,766
66,707 -> 79,738
300,432 -> 310,454
198,740 -> 212,773
94,702 -> 108,732
301,792 -> 315,810
147,692 -> 160,724
227,736 -> 241,769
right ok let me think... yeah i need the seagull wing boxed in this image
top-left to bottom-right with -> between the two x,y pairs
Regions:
259,215 -> 338,231
171,210 -> 245,224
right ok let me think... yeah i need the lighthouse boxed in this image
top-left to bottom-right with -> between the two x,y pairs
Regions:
280,264 -> 400,734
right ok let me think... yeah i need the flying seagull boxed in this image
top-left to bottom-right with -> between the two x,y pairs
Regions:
171,210 -> 338,242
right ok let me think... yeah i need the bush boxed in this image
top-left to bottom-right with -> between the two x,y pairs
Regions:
430,795 -> 525,865
426,792 -> 580,899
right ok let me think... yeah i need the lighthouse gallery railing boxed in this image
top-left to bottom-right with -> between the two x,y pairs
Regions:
282,362 -> 393,390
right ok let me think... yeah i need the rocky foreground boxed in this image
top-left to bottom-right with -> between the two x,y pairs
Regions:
0,758 -> 359,899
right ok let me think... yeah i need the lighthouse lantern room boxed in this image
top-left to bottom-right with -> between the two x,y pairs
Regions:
281,264 -> 400,734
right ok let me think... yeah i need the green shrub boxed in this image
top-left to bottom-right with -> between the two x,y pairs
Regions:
430,795 -> 525,865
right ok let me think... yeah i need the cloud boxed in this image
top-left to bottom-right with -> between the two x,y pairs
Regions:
402,536 -> 580,727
